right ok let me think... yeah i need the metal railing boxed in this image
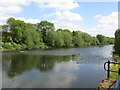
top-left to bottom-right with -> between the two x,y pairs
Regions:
104,60 -> 120,89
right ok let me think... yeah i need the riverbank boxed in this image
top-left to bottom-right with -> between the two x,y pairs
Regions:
97,78 -> 116,89
97,62 -> 120,89
0,46 -> 49,52
0,43 -> 113,52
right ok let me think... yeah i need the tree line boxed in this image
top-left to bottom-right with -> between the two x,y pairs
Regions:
0,17 -> 114,50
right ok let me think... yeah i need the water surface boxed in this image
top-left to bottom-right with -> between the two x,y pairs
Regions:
2,45 -> 113,88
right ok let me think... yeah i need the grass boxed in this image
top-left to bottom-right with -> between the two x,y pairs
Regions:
110,64 -> 120,79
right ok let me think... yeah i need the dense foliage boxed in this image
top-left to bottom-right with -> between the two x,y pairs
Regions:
113,29 -> 120,62
1,17 -> 114,50
114,29 -> 120,56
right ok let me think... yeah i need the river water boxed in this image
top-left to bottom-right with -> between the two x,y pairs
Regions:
2,45 -> 113,88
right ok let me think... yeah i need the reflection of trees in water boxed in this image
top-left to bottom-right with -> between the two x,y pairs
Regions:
2,54 -> 77,78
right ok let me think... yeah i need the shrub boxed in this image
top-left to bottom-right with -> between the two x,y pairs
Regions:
113,54 -> 120,62
0,42 -> 4,49
2,43 -> 15,49
21,44 -> 27,49
12,43 -> 22,49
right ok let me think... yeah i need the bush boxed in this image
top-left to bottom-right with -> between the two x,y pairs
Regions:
21,44 -> 27,49
39,43 -> 48,48
113,54 -> 120,62
2,43 -> 15,49
0,42 -> 4,49
12,43 -> 22,49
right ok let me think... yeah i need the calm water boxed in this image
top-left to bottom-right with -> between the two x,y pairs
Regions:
2,45 -> 113,88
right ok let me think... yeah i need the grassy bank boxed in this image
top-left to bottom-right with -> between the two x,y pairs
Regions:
0,42 -> 48,51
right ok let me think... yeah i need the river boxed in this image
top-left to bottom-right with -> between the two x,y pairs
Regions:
2,45 -> 113,88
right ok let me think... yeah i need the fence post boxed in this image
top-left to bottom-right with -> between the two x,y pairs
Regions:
107,60 -> 110,78
118,67 -> 120,76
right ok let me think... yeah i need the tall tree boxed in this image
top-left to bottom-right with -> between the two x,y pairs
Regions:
72,31 -> 84,47
37,21 -> 55,43
62,30 -> 72,47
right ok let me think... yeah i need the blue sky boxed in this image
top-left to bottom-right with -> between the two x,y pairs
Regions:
0,1 -> 118,37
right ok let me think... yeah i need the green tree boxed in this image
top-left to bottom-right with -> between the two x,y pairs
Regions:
23,28 -> 40,49
11,27 -> 22,43
97,34 -> 107,45
114,29 -> 120,55
45,30 -> 56,46
81,32 -> 93,45
72,31 -> 84,47
37,21 -> 55,43
92,37 -> 100,45
63,31 -> 72,47
55,31 -> 64,47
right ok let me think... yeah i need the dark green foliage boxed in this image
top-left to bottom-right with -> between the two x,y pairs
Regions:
72,31 -> 84,47
92,37 -> 99,45
54,31 -> 64,47
1,17 -> 114,50
44,30 -> 56,46
2,43 -> 15,49
23,28 -> 40,49
97,34 -> 114,45
37,21 -> 55,43
113,54 -> 120,62
81,32 -> 93,45
62,30 -> 72,47
114,29 -> 120,56
12,43 -> 22,49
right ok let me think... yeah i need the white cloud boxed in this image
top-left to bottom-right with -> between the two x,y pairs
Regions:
33,0 -> 79,10
94,15 -> 101,19
0,0 -> 80,25
45,11 -> 83,21
0,0 -> 30,5
52,20 -> 85,32
0,0 -> 118,37
15,17 -> 40,24
44,9 -> 84,32
51,12 -> 118,37
0,6 -> 22,16
0,0 -> 42,25
0,15 -> 9,25
0,0 -> 31,25
87,12 -> 118,37
0,16 -> 40,25
0,0 -> 30,15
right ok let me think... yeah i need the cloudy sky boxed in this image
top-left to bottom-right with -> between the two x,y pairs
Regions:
0,0 -> 118,37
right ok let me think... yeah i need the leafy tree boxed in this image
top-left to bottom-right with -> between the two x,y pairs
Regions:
81,32 -> 93,45
56,28 -> 63,32
97,34 -> 107,45
11,27 -> 22,43
55,31 -> 64,47
37,21 -> 55,43
114,29 -> 120,55
63,31 -> 72,47
96,34 -> 114,45
72,31 -> 84,47
23,28 -> 40,49
44,30 -> 56,46
92,37 -> 100,45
